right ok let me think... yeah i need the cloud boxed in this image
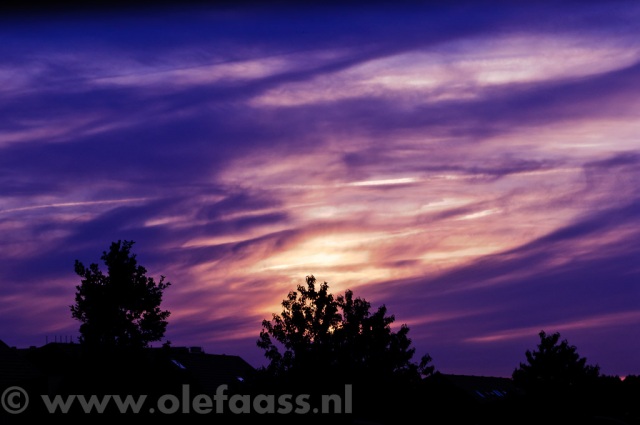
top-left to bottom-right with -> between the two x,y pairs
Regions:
358,197 -> 640,375
0,1 -> 639,377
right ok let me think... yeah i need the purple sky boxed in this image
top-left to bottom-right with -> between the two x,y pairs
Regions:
1,1 -> 639,378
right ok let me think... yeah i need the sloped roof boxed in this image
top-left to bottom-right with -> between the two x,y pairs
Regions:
164,347 -> 256,394
437,373 -> 524,402
0,339 -> 42,388
4,341 -> 257,397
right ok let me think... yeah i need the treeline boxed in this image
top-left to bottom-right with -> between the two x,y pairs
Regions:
4,240 -> 638,425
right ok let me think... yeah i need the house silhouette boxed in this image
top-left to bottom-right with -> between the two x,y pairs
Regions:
155,345 -> 256,394
433,373 -> 525,403
0,339 -> 43,391
1,338 -> 256,420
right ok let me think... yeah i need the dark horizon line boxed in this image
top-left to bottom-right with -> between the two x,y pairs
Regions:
4,337 -> 639,380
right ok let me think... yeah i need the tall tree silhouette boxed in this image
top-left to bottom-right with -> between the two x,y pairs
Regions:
512,330 -> 600,392
257,275 -> 433,385
70,240 -> 171,351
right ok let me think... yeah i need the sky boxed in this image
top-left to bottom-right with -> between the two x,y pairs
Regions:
0,0 -> 639,378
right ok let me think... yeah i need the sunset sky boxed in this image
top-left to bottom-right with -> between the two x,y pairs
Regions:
1,0 -> 639,378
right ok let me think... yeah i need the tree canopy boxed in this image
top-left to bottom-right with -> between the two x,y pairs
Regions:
512,330 -> 600,392
257,275 -> 434,386
70,240 -> 171,351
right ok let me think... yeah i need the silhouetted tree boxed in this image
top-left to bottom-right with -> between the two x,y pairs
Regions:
70,240 -> 171,351
258,275 -> 337,377
512,330 -> 600,394
257,275 -> 433,389
256,275 -> 433,423
258,275 -> 433,380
